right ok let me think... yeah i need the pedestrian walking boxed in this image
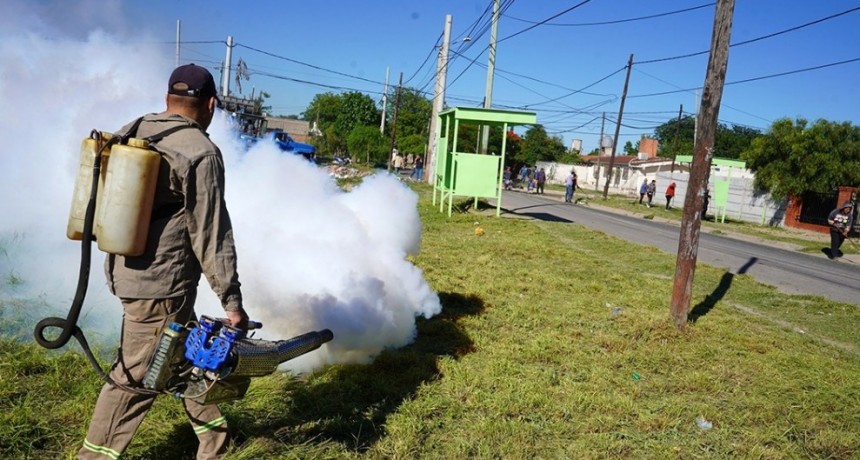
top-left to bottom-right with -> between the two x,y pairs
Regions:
564,171 -> 575,202
536,168 -> 547,194
665,181 -> 676,210
410,155 -> 424,180
639,179 -> 648,204
827,201 -> 855,259
646,180 -> 656,208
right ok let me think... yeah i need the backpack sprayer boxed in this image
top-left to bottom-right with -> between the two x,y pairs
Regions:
33,125 -> 333,404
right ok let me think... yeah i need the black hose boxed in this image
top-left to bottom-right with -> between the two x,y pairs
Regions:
33,131 -> 115,349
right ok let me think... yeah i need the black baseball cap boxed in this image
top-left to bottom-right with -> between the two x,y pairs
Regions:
168,63 -> 219,100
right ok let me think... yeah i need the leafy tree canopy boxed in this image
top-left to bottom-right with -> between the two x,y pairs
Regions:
347,125 -> 387,165
653,115 -> 761,160
388,87 -> 432,139
741,117 -> 860,198
302,91 -> 380,156
518,125 -> 566,165
623,140 -> 637,155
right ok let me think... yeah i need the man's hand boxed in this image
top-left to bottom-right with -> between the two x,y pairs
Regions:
225,308 -> 250,332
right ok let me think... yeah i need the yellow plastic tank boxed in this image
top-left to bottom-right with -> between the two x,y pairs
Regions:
67,133 -> 113,240
95,138 -> 161,256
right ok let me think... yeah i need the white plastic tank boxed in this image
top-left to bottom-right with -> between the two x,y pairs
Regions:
67,133 -> 113,240
95,138 -> 160,256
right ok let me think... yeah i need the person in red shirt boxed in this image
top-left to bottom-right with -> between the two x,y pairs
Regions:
665,181 -> 677,210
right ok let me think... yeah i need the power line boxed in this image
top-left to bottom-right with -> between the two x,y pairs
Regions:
635,5 -> 860,65
504,2 -> 714,27
235,43 -> 385,87
629,56 -> 860,98
632,67 -> 772,124
404,32 -> 443,86
521,66 -> 626,109
497,0 -> 592,44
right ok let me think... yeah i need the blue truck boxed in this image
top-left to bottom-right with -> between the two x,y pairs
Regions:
241,129 -> 316,162
272,129 -> 316,162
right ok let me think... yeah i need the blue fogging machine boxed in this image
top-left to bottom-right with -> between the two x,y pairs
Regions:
144,315 -> 333,404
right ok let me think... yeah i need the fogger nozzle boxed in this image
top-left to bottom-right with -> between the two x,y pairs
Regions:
230,329 -> 333,378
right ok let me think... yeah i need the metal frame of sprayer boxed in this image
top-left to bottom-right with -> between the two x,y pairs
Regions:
144,316 -> 333,405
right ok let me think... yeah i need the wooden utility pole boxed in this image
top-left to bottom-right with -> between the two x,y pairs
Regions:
425,14 -> 452,184
387,72 -> 403,173
595,112 -> 605,190
670,104 -> 683,173
670,0 -> 735,328
603,54 -> 633,199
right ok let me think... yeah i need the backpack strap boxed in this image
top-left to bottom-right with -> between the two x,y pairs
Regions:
144,123 -> 197,145
118,115 -> 198,146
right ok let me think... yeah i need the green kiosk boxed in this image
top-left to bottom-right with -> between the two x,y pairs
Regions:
675,155 -> 747,223
432,107 -> 537,217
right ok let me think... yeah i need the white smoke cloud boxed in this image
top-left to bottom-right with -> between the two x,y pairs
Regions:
0,3 -> 441,372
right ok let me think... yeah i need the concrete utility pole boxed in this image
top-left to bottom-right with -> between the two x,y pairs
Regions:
388,72 -> 404,173
671,0 -> 735,328
595,112 -> 605,190
425,14 -> 452,184
480,0 -> 501,154
602,54 -> 634,199
380,67 -> 390,135
222,35 -> 233,96
671,104 -> 683,173
175,20 -> 181,68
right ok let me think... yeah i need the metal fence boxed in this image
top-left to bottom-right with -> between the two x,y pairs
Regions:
797,190 -> 839,226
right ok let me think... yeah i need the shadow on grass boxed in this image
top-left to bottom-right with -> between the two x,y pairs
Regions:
518,212 -> 573,223
498,202 -> 574,224
136,292 -> 485,458
452,198 -> 496,214
688,257 -> 757,323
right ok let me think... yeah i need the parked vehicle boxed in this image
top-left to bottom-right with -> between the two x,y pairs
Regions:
240,129 -> 316,162
272,129 -> 316,162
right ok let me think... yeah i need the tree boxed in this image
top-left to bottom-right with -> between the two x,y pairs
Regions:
653,114 -> 760,159
741,117 -> 860,198
623,140 -> 637,155
715,124 -> 761,159
397,134 -> 426,158
302,92 -> 341,125
518,125 -> 566,165
347,125 -> 387,165
336,92 -> 380,139
302,92 -> 380,157
388,87 -> 432,139
654,115 -> 695,160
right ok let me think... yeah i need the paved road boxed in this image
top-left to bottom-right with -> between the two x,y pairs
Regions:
493,191 -> 860,306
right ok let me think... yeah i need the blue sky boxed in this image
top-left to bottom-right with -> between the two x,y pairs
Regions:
12,0 -> 860,153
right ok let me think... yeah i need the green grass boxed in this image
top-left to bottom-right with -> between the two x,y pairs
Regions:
2,183 -> 859,459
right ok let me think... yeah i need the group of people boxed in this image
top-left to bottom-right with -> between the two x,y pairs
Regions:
504,164 -> 548,194
391,150 -> 424,180
639,178 -> 678,211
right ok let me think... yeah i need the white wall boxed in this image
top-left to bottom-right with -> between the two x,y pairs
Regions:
536,161 -> 787,226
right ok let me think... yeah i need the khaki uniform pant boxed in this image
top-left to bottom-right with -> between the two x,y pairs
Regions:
79,295 -> 228,460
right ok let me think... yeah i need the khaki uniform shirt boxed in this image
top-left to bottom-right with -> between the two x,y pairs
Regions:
104,113 -> 242,311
